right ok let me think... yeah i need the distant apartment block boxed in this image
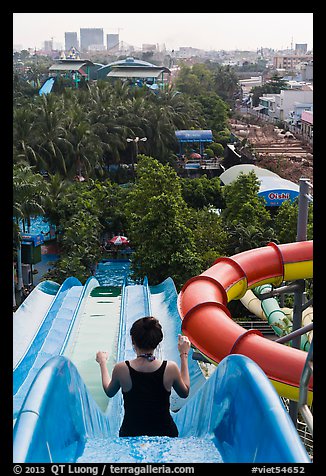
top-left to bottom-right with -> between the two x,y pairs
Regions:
273,54 -> 313,70
177,46 -> 202,58
65,32 -> 79,51
80,28 -> 104,51
239,76 -> 263,95
107,34 -> 119,51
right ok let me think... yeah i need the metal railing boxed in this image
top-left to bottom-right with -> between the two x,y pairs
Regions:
298,340 -> 313,435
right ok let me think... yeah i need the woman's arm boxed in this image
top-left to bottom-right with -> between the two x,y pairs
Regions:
96,351 -> 121,397
178,333 -> 190,391
171,334 -> 191,398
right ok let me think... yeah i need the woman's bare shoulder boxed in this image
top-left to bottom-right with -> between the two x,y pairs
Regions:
165,360 -> 179,374
113,361 -> 128,373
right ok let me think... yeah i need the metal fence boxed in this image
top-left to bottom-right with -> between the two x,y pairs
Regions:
281,397 -> 313,458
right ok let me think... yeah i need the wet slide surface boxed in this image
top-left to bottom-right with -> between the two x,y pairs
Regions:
13,281 -> 60,369
79,436 -> 221,463
79,280 -> 222,463
13,270 -> 310,463
13,278 -> 82,419
63,280 -> 122,412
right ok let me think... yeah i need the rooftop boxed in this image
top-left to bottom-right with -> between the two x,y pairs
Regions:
175,130 -> 213,143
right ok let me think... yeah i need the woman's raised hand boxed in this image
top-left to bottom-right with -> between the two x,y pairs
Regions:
96,351 -> 109,364
178,334 -> 191,355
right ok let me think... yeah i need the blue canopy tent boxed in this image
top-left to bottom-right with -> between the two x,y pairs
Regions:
175,130 -> 213,156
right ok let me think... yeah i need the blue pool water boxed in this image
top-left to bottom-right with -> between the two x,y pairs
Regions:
77,436 -> 222,463
95,260 -> 134,286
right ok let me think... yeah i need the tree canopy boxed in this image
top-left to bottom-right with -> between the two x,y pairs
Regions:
124,155 -> 201,288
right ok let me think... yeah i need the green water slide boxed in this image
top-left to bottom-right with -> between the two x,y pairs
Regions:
62,278 -> 122,411
241,284 -> 312,350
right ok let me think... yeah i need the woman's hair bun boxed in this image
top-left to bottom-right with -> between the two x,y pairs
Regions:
143,316 -> 157,330
130,316 -> 163,350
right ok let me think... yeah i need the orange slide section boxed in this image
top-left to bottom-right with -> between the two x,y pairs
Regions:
178,241 -> 313,403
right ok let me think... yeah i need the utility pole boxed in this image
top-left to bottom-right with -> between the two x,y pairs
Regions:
289,177 -> 313,426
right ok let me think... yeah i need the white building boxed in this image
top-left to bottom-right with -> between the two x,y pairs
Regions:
257,87 -> 313,122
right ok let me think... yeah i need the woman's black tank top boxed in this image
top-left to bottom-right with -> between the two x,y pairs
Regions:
119,360 -> 178,437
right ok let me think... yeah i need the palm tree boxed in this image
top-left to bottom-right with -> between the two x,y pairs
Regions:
225,223 -> 278,255
42,173 -> 70,229
34,94 -> 71,176
13,164 -> 46,232
213,64 -> 241,104
65,117 -> 103,179
13,107 -> 39,167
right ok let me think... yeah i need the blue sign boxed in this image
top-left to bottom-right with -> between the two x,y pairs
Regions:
20,233 -> 44,246
259,189 -> 299,207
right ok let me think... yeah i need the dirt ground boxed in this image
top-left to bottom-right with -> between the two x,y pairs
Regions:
229,119 -> 313,186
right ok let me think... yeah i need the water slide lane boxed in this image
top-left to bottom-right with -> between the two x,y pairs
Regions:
13,277 -> 83,419
13,262 -> 311,462
62,277 -> 122,412
13,280 -> 60,369
39,77 -> 55,95
82,279 -> 222,462
105,282 -> 151,436
178,241 -> 313,403
13,351 -> 310,463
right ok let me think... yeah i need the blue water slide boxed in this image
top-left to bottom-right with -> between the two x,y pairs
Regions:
13,356 -> 110,463
13,276 -> 311,463
13,353 -> 310,463
13,277 -> 83,419
39,77 -> 55,96
60,276 -> 100,356
173,354 -> 310,463
13,280 -> 60,369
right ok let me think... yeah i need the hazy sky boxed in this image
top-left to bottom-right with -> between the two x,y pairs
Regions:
13,12 -> 313,51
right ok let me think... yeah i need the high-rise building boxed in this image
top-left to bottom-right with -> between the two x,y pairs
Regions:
65,32 -> 79,51
80,28 -> 104,51
295,43 -> 308,55
107,34 -> 119,51
44,40 -> 53,52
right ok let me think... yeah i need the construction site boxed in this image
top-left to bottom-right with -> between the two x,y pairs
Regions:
229,118 -> 313,186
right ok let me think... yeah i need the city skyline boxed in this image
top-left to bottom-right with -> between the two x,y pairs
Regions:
13,13 -> 313,52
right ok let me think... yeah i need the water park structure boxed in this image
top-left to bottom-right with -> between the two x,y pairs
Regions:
13,251 -> 312,463
39,56 -> 171,95
12,179 -> 313,464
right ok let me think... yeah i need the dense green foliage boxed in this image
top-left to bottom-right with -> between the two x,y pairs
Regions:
124,156 -> 201,288
13,65 -> 313,291
13,81 -> 203,178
